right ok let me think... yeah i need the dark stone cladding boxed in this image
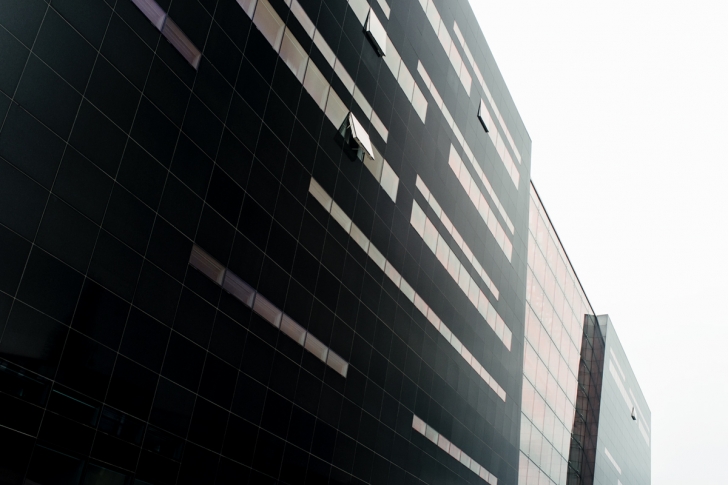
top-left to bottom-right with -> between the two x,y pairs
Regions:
0,0 -> 531,484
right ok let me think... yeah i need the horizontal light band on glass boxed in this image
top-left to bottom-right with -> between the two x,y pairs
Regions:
131,0 -> 201,69
410,201 -> 511,352
448,146 -> 513,261
337,0 -> 428,123
415,175 -> 498,299
604,447 -> 622,474
412,415 -> 497,485
416,62 -> 518,226
308,178 -> 507,399
282,0 -> 391,140
188,244 -> 349,377
452,22 -> 522,165
414,0 -> 472,95
375,0 -> 390,19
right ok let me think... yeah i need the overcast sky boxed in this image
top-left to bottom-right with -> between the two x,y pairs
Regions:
468,0 -> 728,482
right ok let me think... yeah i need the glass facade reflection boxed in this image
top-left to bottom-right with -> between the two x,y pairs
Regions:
0,0 -> 648,483
521,188 -> 651,485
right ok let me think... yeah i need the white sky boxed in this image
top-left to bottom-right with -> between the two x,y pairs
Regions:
469,0 -> 728,482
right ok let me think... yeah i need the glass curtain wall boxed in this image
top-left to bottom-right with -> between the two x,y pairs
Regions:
519,184 -> 596,485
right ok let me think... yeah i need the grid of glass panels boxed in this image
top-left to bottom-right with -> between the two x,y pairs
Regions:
519,184 -> 596,485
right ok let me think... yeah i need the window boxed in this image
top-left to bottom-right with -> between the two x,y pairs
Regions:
478,99 -> 491,132
253,294 -> 282,328
339,113 -> 374,161
303,62 -> 330,110
304,334 -> 328,362
222,272 -> 255,306
308,178 -> 332,212
326,351 -> 348,377
253,0 -> 285,51
313,30 -> 335,67
280,29 -> 308,82
237,0 -> 257,17
131,0 -> 166,29
380,161 -> 399,202
281,315 -> 306,345
161,19 -> 202,69
364,9 -> 387,56
189,245 -> 225,284
324,89 -> 348,128
397,65 -> 415,101
376,0 -> 391,19
330,202 -> 352,233
412,84 -> 428,122
290,0 -> 314,36
348,0 -> 369,23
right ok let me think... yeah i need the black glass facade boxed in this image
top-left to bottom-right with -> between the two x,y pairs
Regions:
0,0 -> 537,484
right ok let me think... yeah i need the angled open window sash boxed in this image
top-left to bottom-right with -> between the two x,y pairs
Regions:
477,99 -> 490,133
365,8 -> 387,56
339,113 -> 375,161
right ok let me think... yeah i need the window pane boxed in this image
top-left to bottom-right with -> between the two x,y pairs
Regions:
253,294 -> 282,328
131,0 -> 166,30
380,161 -> 399,202
303,62 -> 329,110
253,0 -> 285,51
326,351 -> 348,377
280,29 -> 308,82
189,245 -> 225,284
222,271 -> 255,306
412,84 -> 428,122
313,30 -> 335,67
334,60 -> 355,94
304,333 -> 328,362
290,0 -> 314,37
397,65 -> 415,101
161,19 -> 201,69
281,314 -> 306,345
324,89 -> 348,128
237,0 -> 257,18
364,9 -> 387,56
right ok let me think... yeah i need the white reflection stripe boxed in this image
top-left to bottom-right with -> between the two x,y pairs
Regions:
453,21 -> 522,165
333,0 -> 427,123
411,414 -> 498,485
309,178 -> 508,400
283,0 -> 391,139
417,60 -> 517,228
245,1 -> 399,201
609,360 -> 633,412
416,56 -> 518,188
415,175 -> 498,299
410,201 -> 511,352
448,146 -> 513,260
604,447 -> 622,474
414,0 -> 471,94
188,244 -> 349,377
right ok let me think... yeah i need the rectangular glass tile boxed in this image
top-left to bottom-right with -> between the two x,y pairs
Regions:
253,294 -> 282,328
161,19 -> 201,69
280,29 -> 309,82
189,245 -> 225,284
304,333 -> 328,362
222,271 -> 255,306
281,314 -> 306,345
253,0 -> 285,51
326,351 -> 348,377
131,0 -> 167,30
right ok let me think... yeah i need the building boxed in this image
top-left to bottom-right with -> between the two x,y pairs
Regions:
520,187 -> 651,485
0,0 -> 648,484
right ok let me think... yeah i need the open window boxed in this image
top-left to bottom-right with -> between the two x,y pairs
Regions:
631,407 -> 637,420
477,99 -> 490,133
339,113 -> 374,162
365,8 -> 387,56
